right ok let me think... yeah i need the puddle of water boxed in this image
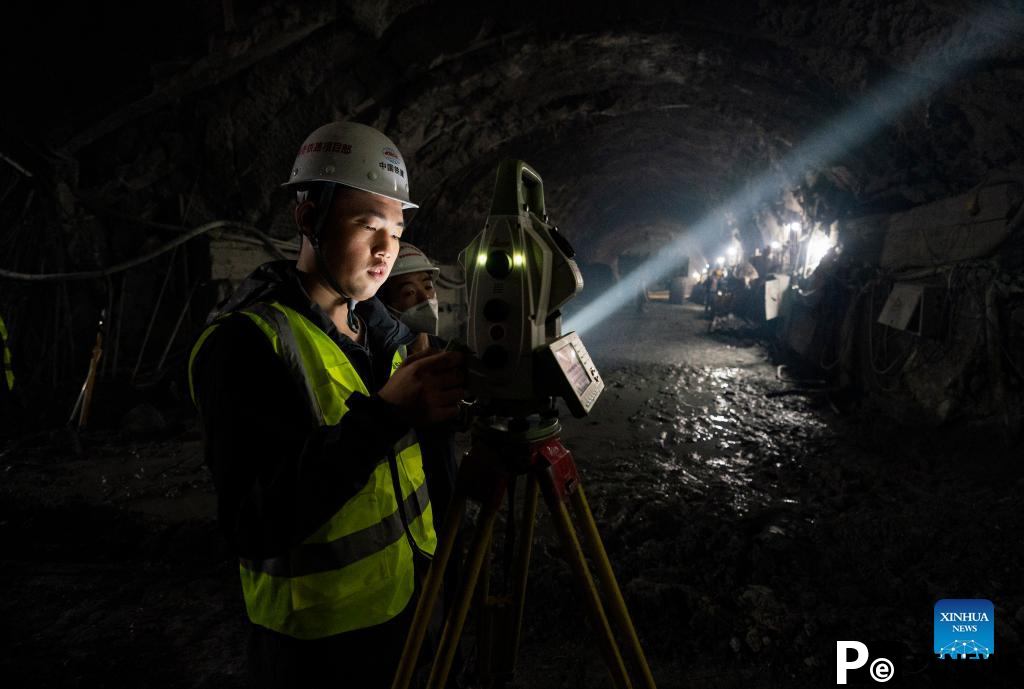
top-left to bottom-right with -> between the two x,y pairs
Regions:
573,359 -> 828,519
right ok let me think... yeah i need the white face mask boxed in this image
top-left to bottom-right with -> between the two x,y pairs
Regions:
391,297 -> 439,335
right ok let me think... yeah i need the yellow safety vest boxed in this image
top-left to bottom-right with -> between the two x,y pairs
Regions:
189,301 -> 436,639
0,314 -> 13,391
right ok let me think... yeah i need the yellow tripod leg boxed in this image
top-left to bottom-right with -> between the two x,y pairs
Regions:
474,530 -> 494,685
506,474 -> 539,672
537,469 -> 633,689
488,474 -> 540,681
427,488 -> 504,689
571,485 -> 658,689
392,493 -> 467,689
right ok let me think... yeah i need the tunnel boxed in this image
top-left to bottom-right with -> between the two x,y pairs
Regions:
1,1 -> 1023,687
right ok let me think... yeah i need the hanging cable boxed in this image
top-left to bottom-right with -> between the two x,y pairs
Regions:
0,219 -> 290,282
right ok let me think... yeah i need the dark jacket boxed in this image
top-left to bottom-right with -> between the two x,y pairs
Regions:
191,260 -> 416,560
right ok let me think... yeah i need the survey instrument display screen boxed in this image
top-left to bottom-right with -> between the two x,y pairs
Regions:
554,344 -> 591,396
541,332 -> 604,417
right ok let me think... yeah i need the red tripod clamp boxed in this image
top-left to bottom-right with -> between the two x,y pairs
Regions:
531,436 -> 580,502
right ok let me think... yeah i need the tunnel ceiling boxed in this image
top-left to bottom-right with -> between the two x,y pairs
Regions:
2,0 -> 1023,264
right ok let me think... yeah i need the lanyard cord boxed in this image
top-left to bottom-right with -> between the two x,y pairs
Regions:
388,449 -> 433,561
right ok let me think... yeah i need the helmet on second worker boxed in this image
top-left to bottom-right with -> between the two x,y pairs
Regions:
389,242 -> 440,279
282,121 -> 417,209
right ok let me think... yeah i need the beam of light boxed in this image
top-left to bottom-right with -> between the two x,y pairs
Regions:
565,4 -> 1022,336
804,230 -> 835,276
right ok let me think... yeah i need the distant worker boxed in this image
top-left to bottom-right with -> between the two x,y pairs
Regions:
189,121 -> 466,689
735,259 -> 759,288
0,313 -> 13,395
1,312 -> 16,433
764,243 -> 783,273
704,265 -> 725,317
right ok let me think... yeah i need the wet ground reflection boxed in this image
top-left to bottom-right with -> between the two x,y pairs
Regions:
512,303 -> 1023,689
575,361 -> 829,521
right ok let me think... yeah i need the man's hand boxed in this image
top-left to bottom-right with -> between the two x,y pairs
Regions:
378,350 -> 466,425
407,332 -> 432,357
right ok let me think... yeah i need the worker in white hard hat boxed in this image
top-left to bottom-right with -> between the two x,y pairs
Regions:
189,122 -> 466,689
379,242 -> 441,354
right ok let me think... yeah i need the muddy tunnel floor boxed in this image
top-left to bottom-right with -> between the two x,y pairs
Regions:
2,301 -> 1022,689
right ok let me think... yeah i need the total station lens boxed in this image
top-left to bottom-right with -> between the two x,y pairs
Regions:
481,345 -> 509,369
483,298 -> 510,322
486,250 -> 513,279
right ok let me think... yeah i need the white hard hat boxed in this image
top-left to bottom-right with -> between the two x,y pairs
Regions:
389,242 -> 439,279
283,121 -> 417,209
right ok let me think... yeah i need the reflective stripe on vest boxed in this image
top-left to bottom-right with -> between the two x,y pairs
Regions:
188,301 -> 436,639
241,478 -> 429,578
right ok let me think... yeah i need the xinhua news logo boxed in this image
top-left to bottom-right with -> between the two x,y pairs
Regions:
836,641 -> 901,684
934,599 -> 994,660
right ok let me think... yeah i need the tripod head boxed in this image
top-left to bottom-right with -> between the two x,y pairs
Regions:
458,160 -> 604,419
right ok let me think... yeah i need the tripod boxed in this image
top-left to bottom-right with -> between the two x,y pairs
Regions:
391,413 -> 657,689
